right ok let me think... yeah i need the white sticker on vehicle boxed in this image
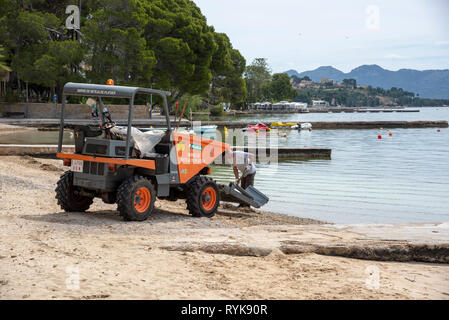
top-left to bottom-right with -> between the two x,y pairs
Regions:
71,160 -> 84,173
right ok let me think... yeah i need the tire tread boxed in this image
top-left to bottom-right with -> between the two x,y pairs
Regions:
186,176 -> 219,218
117,175 -> 155,221
55,171 -> 93,212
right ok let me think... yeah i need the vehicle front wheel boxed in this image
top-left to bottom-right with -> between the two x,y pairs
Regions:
186,176 -> 220,218
117,176 -> 156,221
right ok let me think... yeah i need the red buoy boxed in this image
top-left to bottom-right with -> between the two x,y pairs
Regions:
389,132 -> 393,137
378,135 -> 382,140
437,129 -> 441,132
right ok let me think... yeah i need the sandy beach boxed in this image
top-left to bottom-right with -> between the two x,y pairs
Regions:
1,0 -> 449,303
0,155 -> 448,300
0,156 -> 449,299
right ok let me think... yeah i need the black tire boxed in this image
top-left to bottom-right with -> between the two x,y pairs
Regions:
117,176 -> 156,221
186,176 -> 220,218
55,171 -> 93,212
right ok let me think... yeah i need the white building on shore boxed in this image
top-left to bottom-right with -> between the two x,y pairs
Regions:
249,101 -> 308,112
312,100 -> 330,107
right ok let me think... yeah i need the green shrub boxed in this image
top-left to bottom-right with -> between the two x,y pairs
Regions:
210,105 -> 224,116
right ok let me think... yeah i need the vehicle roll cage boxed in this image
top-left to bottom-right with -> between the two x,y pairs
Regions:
58,82 -> 172,160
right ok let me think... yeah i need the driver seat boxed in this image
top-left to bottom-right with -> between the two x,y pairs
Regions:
73,126 -> 103,154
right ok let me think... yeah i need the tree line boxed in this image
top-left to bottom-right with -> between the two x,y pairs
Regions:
2,1 -> 446,111
294,86 -> 449,107
291,74 -> 449,107
0,0 -> 247,113
244,58 -> 296,104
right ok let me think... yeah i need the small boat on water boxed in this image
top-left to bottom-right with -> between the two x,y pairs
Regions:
179,128 -> 196,135
193,125 -> 218,134
270,121 -> 312,130
140,127 -> 196,135
271,121 -> 298,128
245,123 -> 270,131
292,123 -> 313,130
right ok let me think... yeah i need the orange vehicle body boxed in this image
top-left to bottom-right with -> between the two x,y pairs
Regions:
172,132 -> 230,183
56,153 -> 156,170
57,132 -> 230,183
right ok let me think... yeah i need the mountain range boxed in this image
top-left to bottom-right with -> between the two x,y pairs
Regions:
285,65 -> 449,99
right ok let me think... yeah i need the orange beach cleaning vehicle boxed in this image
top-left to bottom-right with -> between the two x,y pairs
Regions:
56,82 -> 230,221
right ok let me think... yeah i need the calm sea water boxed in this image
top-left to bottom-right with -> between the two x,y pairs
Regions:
233,106 -> 449,123
211,107 -> 449,224
0,130 -> 74,145
1,107 -> 448,224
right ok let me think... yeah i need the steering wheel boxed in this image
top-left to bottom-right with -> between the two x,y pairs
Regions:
102,120 -> 116,130
101,107 -> 116,130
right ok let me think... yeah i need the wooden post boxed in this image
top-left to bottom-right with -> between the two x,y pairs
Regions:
176,101 -> 188,131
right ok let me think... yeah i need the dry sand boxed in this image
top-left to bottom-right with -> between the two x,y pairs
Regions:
0,155 -> 448,300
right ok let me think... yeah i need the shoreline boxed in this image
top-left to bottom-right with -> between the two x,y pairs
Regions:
1,118 -> 448,130
0,155 -> 448,299
0,123 -> 36,136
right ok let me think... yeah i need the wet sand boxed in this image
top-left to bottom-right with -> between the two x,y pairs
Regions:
0,155 -> 448,299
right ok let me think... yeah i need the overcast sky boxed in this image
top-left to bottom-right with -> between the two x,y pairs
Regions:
193,0 -> 449,73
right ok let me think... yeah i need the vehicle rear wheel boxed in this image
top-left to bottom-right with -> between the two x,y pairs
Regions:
186,176 -> 220,218
55,171 -> 93,212
117,176 -> 156,221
